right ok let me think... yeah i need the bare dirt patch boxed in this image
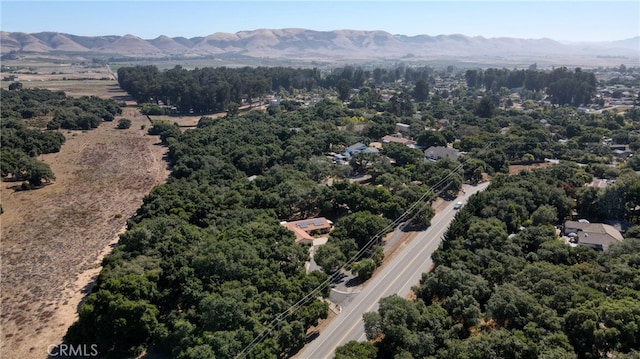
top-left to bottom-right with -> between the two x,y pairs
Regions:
509,162 -> 553,174
0,95 -> 169,357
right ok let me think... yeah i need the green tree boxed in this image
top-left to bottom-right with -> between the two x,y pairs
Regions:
22,157 -> 55,187
531,204 -> 558,225
148,120 -> 180,145
8,82 -> 22,91
363,312 -> 383,340
227,102 -> 240,117
351,258 -> 377,280
417,130 -> 447,148
462,158 -> 485,184
476,148 -> 508,174
407,203 -> 435,230
349,152 -> 377,175
336,79 -> 352,102
335,341 -> 378,359
117,118 -> 132,129
331,211 -> 392,250
386,93 -> 414,117
475,96 -> 496,118
383,142 -> 423,167
413,79 -> 429,102
314,243 -> 346,274
486,283 -> 559,331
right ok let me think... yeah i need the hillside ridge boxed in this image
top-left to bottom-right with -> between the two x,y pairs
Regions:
1,29 -> 638,65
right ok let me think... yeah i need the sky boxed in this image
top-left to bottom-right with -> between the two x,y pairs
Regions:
1,1 -> 639,42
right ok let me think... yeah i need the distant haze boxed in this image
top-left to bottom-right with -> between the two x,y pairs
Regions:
1,29 -> 639,67
1,1 -> 639,42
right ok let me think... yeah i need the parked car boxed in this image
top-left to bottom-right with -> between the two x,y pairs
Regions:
453,201 -> 463,209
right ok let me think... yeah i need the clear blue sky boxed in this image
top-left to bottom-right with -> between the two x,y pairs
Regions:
1,1 -> 639,42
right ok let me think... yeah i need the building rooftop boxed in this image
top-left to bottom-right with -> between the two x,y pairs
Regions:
424,146 -> 461,160
564,220 -> 623,250
280,217 -> 333,244
381,135 -> 416,146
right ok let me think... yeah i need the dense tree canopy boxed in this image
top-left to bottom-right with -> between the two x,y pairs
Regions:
64,95 -> 449,357
465,67 -> 597,106
343,166 -> 640,358
62,63 -> 640,358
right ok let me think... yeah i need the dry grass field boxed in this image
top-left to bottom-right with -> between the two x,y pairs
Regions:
508,162 -> 554,174
0,68 -> 170,358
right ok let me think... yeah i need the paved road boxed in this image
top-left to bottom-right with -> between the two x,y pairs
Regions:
296,182 -> 490,359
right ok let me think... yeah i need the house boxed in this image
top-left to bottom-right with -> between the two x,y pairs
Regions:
395,123 -> 411,134
280,218 -> 334,245
437,119 -> 451,128
563,220 -> 623,251
331,152 -> 349,165
269,98 -> 281,106
381,135 -> 416,146
342,142 -> 379,160
610,144 -> 632,158
588,179 -> 608,189
425,146 -> 461,161
344,142 -> 367,156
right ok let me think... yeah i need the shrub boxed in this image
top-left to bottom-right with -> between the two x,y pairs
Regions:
117,118 -> 132,129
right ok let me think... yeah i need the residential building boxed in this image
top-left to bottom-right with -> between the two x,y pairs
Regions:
610,144 -> 633,158
395,123 -> 411,134
424,146 -> 461,161
381,135 -> 416,146
342,142 -> 379,160
563,220 -> 623,251
280,218 -> 334,245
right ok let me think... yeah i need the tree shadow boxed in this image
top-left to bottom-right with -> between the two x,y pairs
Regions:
7,181 -> 53,192
2,176 -> 22,183
330,272 -> 347,284
439,192 -> 457,201
304,331 -> 320,344
345,276 -> 365,287
76,275 -> 99,311
109,95 -> 135,101
401,223 -> 429,233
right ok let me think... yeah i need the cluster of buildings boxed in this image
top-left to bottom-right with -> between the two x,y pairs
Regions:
327,122 -> 463,165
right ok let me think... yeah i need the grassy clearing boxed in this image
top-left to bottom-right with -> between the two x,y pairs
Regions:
0,64 -> 169,358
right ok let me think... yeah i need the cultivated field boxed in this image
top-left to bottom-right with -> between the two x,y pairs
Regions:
0,71 -> 170,358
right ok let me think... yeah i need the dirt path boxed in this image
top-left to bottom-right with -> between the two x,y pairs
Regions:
0,106 -> 169,358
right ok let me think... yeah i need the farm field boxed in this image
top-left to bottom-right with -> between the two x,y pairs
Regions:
0,78 -> 170,358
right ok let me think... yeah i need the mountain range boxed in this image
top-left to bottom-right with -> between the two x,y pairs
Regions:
1,29 -> 638,66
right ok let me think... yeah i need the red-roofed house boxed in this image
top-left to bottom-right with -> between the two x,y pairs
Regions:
280,218 -> 333,245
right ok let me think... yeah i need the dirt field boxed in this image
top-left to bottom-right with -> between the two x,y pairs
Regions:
0,84 -> 169,357
509,162 -> 554,174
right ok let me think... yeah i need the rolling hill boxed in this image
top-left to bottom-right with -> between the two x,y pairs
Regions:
1,29 -> 638,66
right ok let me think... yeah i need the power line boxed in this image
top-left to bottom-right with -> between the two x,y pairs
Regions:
235,145 -> 489,358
